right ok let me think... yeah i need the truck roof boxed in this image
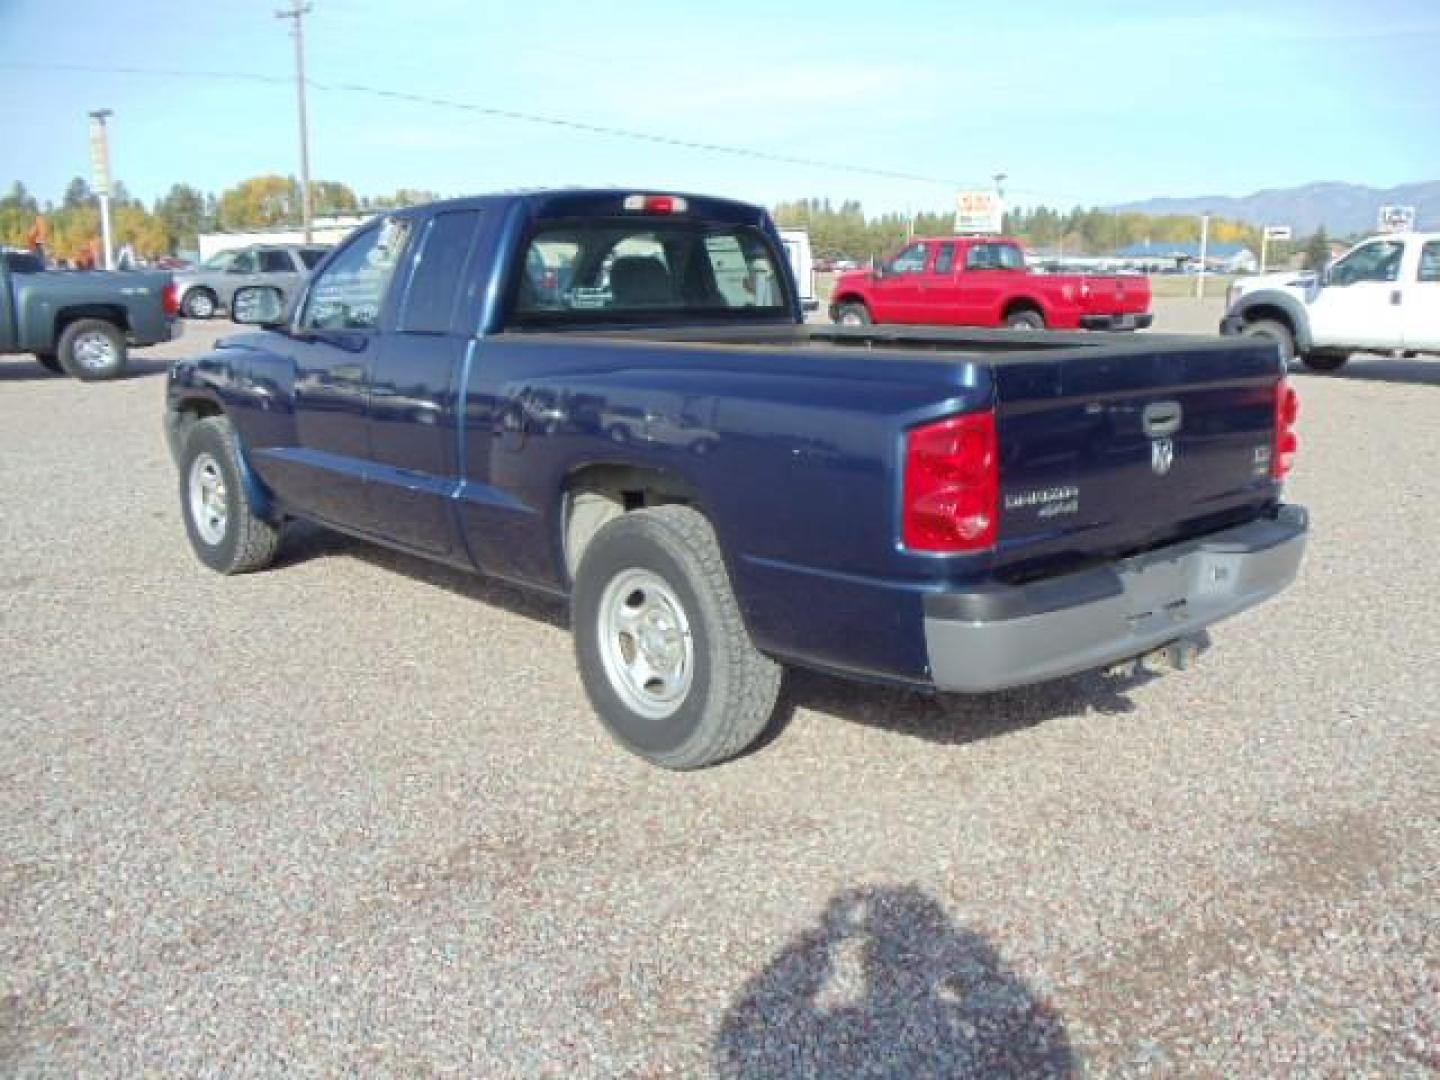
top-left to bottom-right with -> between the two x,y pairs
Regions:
393,188 -> 771,225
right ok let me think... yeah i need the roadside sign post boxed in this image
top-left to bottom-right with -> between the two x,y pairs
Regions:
88,109 -> 114,271
1195,213 -> 1210,299
1261,225 -> 1292,273
1377,206 -> 1416,234
954,190 -> 1004,235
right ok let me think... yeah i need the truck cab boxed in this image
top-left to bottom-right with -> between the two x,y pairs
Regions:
1222,231 -> 1440,371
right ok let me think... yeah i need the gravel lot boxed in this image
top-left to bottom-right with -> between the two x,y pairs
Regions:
2,322 -> 1437,1077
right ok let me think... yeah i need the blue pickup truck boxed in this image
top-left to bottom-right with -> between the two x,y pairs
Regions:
165,190 -> 1308,769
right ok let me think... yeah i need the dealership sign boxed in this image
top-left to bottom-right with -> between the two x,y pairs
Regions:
88,116 -> 111,196
1377,206 -> 1416,233
955,190 -> 1004,234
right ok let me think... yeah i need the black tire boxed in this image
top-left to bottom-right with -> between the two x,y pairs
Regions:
182,288 -> 219,320
33,351 -> 62,375
179,416 -> 282,574
1301,350 -> 1349,373
1241,318 -> 1295,363
1005,308 -> 1046,330
573,505 -> 783,770
57,318 -> 127,380
834,301 -> 872,326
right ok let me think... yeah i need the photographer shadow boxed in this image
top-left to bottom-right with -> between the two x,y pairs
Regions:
714,884 -> 1076,1078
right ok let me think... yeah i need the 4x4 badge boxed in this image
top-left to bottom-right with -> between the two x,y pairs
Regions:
1151,437 -> 1175,475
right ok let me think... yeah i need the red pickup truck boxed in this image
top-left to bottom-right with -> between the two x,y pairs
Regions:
829,236 -> 1153,331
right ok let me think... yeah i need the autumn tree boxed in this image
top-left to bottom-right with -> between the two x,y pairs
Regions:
155,183 -> 211,251
218,175 -> 301,229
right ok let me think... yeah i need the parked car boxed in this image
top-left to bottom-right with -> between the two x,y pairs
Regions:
174,244 -> 330,319
1221,231 -> 1440,371
165,189 -> 1306,770
1,250 -> 178,379
830,236 -> 1153,331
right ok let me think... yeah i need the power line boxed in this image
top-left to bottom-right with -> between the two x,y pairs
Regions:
0,61 -> 1011,193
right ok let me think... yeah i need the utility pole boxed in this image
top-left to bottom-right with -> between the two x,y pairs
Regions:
276,1 -> 314,242
88,109 -> 114,270
1195,211 -> 1210,299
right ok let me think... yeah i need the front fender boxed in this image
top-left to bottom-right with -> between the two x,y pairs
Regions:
1228,290 -> 1313,349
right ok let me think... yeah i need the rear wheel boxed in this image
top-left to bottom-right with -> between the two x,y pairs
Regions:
573,505 -> 783,770
1241,318 -> 1295,364
1005,308 -> 1046,330
34,351 -> 62,375
57,319 -> 127,380
1301,351 -> 1349,373
834,302 -> 872,326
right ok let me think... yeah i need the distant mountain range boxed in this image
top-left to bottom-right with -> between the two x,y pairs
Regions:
1112,181 -> 1439,236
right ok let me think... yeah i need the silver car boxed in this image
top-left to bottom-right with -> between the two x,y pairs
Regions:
173,244 -> 329,319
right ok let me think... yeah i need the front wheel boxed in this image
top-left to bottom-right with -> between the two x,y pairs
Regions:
57,319 -> 127,380
834,302 -> 872,326
179,417 -> 282,574
572,505 -> 783,770
1301,351 -> 1349,373
1241,318 -> 1295,364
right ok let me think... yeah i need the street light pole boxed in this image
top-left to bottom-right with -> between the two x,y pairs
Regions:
1195,211 -> 1210,299
276,2 -> 314,242
88,109 -> 115,271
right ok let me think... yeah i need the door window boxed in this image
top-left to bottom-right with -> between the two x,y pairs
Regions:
966,243 -> 1024,271
259,250 -> 295,273
400,210 -> 482,334
298,248 -> 330,269
934,243 -> 956,274
301,219 -> 413,331
889,242 -> 930,274
229,250 -> 258,274
1417,242 -> 1440,283
1329,241 -> 1404,285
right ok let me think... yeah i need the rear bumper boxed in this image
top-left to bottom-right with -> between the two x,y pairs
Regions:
923,505 -> 1308,692
1080,312 -> 1154,331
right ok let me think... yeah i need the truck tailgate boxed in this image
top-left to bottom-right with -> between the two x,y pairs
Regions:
1083,274 -> 1150,315
992,340 -> 1283,579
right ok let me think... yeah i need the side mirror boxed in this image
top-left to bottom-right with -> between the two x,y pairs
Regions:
231,286 -> 287,326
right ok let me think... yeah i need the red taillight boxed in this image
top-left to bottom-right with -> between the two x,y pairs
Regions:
163,281 -> 180,317
1274,378 -> 1299,480
903,411 -> 1000,553
622,194 -> 687,214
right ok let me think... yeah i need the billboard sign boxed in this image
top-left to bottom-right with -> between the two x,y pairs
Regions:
955,190 -> 1004,234
1377,205 -> 1415,233
88,116 -> 111,196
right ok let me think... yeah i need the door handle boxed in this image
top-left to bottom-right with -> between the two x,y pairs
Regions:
1391,290 -> 1403,306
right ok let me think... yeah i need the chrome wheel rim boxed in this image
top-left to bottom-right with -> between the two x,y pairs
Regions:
72,331 -> 118,371
597,569 -> 694,719
187,452 -> 228,546
188,293 -> 214,318
839,309 -> 863,326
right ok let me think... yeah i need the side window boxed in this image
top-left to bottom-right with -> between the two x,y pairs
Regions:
230,250 -> 258,274
1330,241 -> 1404,285
890,242 -> 929,274
934,243 -> 955,274
259,250 -> 294,273
301,218 -> 413,331
298,248 -> 329,269
1417,242 -> 1440,284
399,210 -> 482,334
966,243 -> 1025,270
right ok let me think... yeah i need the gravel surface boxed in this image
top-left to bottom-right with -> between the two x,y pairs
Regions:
2,323 -> 1437,1077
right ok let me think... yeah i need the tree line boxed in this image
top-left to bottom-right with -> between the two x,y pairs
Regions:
0,176 -> 439,262
771,198 -> 1324,264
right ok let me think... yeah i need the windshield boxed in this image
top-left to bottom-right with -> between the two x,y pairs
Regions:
509,219 -> 791,326
200,251 -> 238,271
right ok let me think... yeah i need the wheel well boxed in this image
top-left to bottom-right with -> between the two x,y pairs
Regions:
183,285 -> 218,300
55,305 -> 128,338
1238,304 -> 1295,337
831,294 -> 867,310
1002,298 -> 1045,321
166,396 -> 225,458
562,464 -> 701,579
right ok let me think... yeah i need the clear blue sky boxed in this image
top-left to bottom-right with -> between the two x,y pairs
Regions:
1,0 -> 1437,214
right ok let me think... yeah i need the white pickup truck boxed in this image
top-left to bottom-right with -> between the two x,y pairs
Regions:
1220,231 -> 1440,371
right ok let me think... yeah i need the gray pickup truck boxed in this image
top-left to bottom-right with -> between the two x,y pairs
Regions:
0,250 -> 179,380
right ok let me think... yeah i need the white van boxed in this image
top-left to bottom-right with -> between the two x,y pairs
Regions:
778,228 -> 818,312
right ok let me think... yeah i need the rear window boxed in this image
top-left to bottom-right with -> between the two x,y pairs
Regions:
3,252 -> 44,273
509,219 -> 791,326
